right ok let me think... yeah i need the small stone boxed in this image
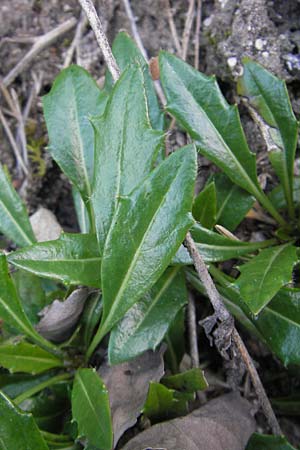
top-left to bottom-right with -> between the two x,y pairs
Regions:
255,38 -> 265,50
30,207 -> 62,242
203,16 -> 212,27
227,56 -> 237,68
262,51 -> 269,58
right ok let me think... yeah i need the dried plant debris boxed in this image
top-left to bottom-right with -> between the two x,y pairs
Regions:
36,287 -> 90,342
121,393 -> 256,450
98,348 -> 165,448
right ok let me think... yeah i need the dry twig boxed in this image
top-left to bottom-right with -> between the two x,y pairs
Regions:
2,18 -> 77,88
184,232 -> 282,435
63,12 -> 88,68
0,108 -> 28,175
181,0 -> 195,61
78,0 -> 120,82
194,0 -> 202,69
188,292 -> 200,369
164,0 -> 182,54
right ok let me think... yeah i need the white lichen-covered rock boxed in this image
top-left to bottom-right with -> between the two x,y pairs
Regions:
30,207 -> 62,242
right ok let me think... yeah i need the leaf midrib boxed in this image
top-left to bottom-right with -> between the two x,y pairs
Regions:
166,59 -> 261,199
0,198 -> 33,246
101,159 -> 187,333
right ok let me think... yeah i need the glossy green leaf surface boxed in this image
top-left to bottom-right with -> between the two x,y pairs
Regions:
246,433 -> 296,450
92,64 -> 164,253
0,391 -> 48,450
106,31 -> 164,130
0,163 -> 35,247
143,382 -> 187,421
254,288 -> 300,366
162,368 -> 208,393
89,145 -> 196,356
235,244 -> 297,314
0,372 -> 54,400
13,270 -> 46,325
238,58 -> 298,217
0,341 -> 63,374
72,187 -> 90,233
8,233 -> 101,288
213,173 -> 255,231
72,368 -> 112,450
0,254 -> 56,351
191,223 -> 275,262
43,65 -> 108,203
193,181 -> 216,229
108,267 -> 187,364
159,52 -> 261,197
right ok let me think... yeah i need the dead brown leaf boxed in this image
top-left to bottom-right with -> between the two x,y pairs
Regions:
36,287 -> 90,342
98,348 -> 165,448
121,392 -> 256,450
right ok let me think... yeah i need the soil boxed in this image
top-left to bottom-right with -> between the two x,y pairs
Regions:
0,0 -> 300,446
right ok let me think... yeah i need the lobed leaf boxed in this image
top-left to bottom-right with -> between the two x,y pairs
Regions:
192,181 -> 216,229
72,369 -> 113,450
108,267 -> 187,364
0,163 -> 35,247
162,368 -> 208,393
0,391 -> 48,450
88,145 -> 196,357
91,63 -> 164,253
42,65 -> 108,204
0,341 -> 63,374
235,243 -> 297,314
8,233 -> 101,288
238,58 -> 298,218
143,382 -> 188,421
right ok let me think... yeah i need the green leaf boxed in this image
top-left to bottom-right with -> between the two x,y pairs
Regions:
0,254 -> 57,352
12,270 -> 46,325
72,368 -> 113,450
0,341 -> 63,374
254,287 -> 300,366
162,368 -> 208,393
72,187 -> 90,233
88,145 -> 196,358
0,391 -> 48,450
42,65 -> 108,215
143,382 -> 187,422
81,292 -> 102,349
191,223 -> 276,262
271,395 -> 300,416
193,181 -> 217,229
0,163 -> 35,247
164,308 -> 186,373
0,372 -> 54,400
246,433 -> 296,450
8,233 -> 101,288
106,31 -> 164,131
159,51 -> 285,226
108,267 -> 187,364
238,58 -> 298,218
91,63 -> 164,253
268,176 -> 300,210
235,244 -> 297,314
213,173 -> 255,231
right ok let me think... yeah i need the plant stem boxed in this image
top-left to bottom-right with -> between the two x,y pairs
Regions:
14,372 -> 72,405
184,232 -> 282,435
40,431 -> 71,442
255,187 -> 287,227
85,198 -> 96,234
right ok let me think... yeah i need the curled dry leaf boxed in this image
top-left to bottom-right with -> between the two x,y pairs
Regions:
121,392 -> 256,450
36,287 -> 90,342
30,207 -> 62,242
98,348 -> 165,448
